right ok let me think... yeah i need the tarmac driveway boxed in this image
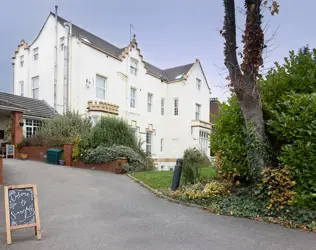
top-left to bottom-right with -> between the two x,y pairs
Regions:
0,159 -> 315,250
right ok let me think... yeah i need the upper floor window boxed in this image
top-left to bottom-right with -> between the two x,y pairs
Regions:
33,47 -> 39,61
174,98 -> 179,116
20,56 -> 24,68
161,98 -> 165,116
130,58 -> 138,76
32,76 -> 39,99
160,138 -> 164,152
147,93 -> 153,112
196,78 -> 201,91
195,103 -> 201,120
20,81 -> 24,97
25,119 -> 41,138
96,75 -> 106,100
146,131 -> 152,153
130,87 -> 136,108
60,37 -> 65,51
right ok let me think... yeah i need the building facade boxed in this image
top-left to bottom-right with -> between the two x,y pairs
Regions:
12,11 -> 212,170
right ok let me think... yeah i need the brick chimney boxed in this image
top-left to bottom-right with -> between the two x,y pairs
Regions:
210,98 -> 219,124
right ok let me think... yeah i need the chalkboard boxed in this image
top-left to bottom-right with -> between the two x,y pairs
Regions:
4,184 -> 41,244
8,188 -> 36,226
6,144 -> 15,158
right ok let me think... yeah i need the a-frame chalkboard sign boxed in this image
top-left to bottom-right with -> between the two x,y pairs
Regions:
4,184 -> 41,245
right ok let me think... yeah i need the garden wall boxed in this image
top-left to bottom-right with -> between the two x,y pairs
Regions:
71,159 -> 127,174
0,158 -> 3,185
18,146 -> 49,162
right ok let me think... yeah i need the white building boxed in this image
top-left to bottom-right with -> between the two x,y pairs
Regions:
12,10 -> 212,170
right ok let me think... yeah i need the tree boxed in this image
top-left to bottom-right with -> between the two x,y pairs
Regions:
221,0 -> 279,176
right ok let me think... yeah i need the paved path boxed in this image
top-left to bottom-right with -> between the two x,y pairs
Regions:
0,159 -> 315,250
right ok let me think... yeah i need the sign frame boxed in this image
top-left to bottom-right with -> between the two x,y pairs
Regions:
4,184 -> 41,245
6,144 -> 15,158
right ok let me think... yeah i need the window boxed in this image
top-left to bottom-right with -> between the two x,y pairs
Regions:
91,115 -> 99,126
174,98 -> 179,116
25,119 -> 41,138
160,138 -> 164,152
196,78 -> 201,91
131,127 -> 137,138
60,37 -> 65,51
130,58 -> 138,76
161,98 -> 165,115
147,93 -> 153,112
146,131 -> 152,153
33,47 -> 39,61
20,81 -> 24,97
130,87 -> 136,108
0,130 -> 4,140
20,56 -> 24,68
195,104 -> 201,120
199,130 -> 209,155
32,76 -> 39,99
96,75 -> 106,100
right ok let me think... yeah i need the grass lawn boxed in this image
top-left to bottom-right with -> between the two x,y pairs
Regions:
131,167 -> 217,190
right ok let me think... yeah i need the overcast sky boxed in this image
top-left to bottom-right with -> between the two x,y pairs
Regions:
0,0 -> 315,101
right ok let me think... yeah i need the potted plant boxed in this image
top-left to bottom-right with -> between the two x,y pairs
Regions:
59,152 -> 65,166
20,153 -> 28,160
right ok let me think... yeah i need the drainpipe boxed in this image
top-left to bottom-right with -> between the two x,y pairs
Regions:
63,22 -> 70,113
54,5 -> 58,111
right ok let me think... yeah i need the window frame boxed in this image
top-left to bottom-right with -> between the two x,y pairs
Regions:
146,131 -> 152,153
161,98 -> 165,115
60,37 -> 65,51
196,78 -> 201,91
147,93 -> 153,112
96,75 -> 107,100
195,103 -> 201,120
31,76 -> 39,99
199,129 -> 209,155
130,87 -> 136,108
20,55 -> 24,68
33,47 -> 39,61
24,119 -> 41,138
20,81 -> 24,97
174,98 -> 179,116
130,58 -> 138,76
160,138 -> 164,152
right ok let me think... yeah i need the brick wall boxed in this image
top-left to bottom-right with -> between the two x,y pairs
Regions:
19,146 -> 49,161
0,158 -> 3,185
71,158 -> 127,174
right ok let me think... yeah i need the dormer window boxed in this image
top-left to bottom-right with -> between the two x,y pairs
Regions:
130,58 -> 138,76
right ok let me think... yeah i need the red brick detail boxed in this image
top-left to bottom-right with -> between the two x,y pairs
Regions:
63,144 -> 73,167
210,99 -> 219,124
19,146 -> 49,161
11,111 -> 23,147
0,158 -> 3,185
71,159 -> 127,174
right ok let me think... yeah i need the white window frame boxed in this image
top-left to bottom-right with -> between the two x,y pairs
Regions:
161,98 -> 165,115
91,115 -> 99,126
199,130 -> 209,155
96,75 -> 106,100
32,76 -> 39,99
195,103 -> 201,120
24,119 -> 41,138
130,87 -> 136,108
33,47 -> 39,61
146,131 -> 152,153
60,37 -> 65,51
160,138 -> 164,152
130,58 -> 138,76
147,93 -> 153,112
131,127 -> 138,139
174,98 -> 179,116
20,81 -> 24,97
20,55 -> 24,68
196,78 -> 201,91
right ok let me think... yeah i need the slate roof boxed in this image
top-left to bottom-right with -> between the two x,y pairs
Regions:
52,13 -> 195,82
0,92 -> 56,118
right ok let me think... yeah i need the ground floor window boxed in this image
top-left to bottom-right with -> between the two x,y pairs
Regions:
199,130 -> 209,155
146,131 -> 152,153
24,119 -> 41,138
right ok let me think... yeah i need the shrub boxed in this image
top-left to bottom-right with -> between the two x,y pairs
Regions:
210,96 -> 250,181
257,166 -> 296,211
37,111 -> 91,147
81,145 -> 149,172
182,148 -> 210,184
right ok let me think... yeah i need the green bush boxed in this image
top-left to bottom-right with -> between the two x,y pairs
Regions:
182,148 -> 210,184
210,96 -> 250,181
81,145 -> 148,172
37,111 -> 91,147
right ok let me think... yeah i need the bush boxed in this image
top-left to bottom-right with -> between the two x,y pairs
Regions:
81,145 -> 149,172
210,96 -> 250,181
37,111 -> 91,147
257,166 -> 296,211
182,148 -> 210,184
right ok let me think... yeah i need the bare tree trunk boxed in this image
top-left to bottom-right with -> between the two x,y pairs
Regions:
223,0 -> 267,176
